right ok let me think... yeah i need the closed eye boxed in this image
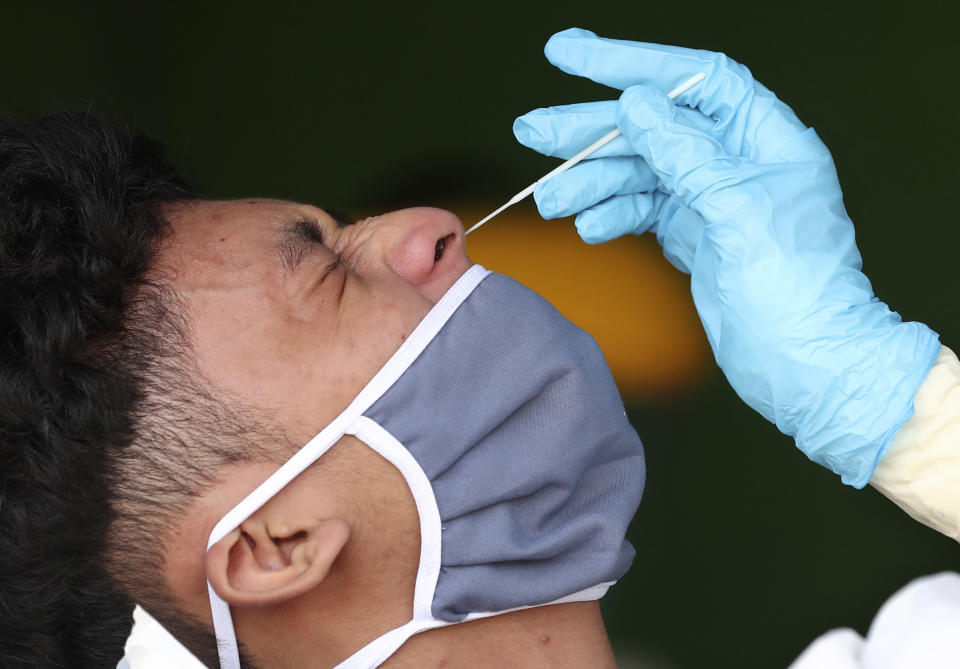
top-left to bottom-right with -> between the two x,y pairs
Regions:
277,217 -> 325,272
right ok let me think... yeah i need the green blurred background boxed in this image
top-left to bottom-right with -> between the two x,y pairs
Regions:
4,1 -> 957,666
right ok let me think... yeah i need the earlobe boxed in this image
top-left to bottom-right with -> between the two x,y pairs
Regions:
206,517 -> 350,607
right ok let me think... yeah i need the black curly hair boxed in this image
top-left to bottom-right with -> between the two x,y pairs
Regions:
0,110 -> 269,667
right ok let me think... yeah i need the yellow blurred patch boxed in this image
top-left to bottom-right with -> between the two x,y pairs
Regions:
459,205 -> 711,399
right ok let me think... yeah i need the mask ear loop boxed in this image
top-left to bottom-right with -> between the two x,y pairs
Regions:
205,265 -> 492,669
206,415 -> 355,669
330,417 -> 446,669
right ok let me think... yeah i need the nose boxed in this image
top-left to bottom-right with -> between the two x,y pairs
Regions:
342,207 -> 472,302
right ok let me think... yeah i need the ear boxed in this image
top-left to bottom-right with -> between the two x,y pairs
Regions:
206,516 -> 350,606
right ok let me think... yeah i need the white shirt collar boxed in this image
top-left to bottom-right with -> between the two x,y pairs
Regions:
117,605 -> 208,669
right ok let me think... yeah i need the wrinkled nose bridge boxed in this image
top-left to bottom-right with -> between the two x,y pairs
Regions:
331,220 -> 382,267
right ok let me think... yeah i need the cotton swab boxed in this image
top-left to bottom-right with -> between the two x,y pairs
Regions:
464,71 -> 706,236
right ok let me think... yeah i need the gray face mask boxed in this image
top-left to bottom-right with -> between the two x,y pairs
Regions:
207,265 -> 646,669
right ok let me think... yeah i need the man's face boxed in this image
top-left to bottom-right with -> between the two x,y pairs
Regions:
160,199 -> 472,443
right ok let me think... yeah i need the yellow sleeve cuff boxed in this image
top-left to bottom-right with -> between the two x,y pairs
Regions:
870,346 -> 960,541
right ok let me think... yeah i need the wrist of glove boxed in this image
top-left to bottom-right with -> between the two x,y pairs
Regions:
514,28 -> 941,486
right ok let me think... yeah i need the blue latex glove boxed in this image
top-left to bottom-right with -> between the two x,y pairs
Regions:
514,28 -> 940,487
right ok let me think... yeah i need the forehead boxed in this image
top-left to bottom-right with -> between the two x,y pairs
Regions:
161,198 -> 319,264
165,198 -> 311,239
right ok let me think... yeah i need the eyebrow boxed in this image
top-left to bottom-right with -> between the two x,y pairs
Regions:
276,217 -> 324,272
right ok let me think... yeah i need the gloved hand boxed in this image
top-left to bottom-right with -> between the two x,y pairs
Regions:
514,28 -> 940,486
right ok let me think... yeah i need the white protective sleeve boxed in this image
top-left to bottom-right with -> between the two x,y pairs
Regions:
788,572 -> 960,669
869,345 -> 960,541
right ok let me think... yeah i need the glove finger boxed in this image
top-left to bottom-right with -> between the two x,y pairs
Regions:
533,156 -> 659,219
574,191 -> 668,244
514,101 -> 632,159
544,28 -> 807,150
616,85 -> 745,217
515,101 -> 714,159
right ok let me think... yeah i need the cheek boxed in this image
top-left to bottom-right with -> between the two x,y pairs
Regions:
187,278 -> 433,441
188,292 -> 338,418
347,285 -> 432,357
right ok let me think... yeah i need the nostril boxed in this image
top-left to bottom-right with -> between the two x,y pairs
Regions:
434,233 -> 454,263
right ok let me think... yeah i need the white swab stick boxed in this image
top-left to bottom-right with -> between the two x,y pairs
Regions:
465,71 -> 706,236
